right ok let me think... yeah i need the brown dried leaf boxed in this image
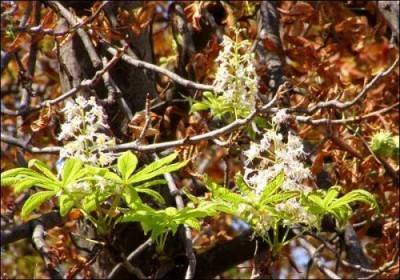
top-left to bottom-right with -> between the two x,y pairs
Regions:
31,102 -> 53,132
132,4 -> 155,35
6,33 -> 30,52
68,208 -> 82,221
278,2 -> 314,19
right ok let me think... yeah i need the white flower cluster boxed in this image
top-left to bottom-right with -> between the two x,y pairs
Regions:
275,198 -> 317,227
244,131 -> 312,195
58,96 -> 116,167
213,31 -> 259,115
242,111 -> 315,226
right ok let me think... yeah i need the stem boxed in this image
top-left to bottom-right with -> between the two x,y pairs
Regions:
104,184 -> 126,225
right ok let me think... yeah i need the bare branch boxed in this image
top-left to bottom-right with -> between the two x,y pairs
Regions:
298,237 -> 341,279
1,45 -> 126,117
296,102 -> 399,125
297,57 -> 399,114
1,2 -> 33,73
0,134 -> 61,154
2,2 -> 111,38
46,1 -> 102,69
108,238 -> 152,279
103,40 -> 214,92
31,221 -> 64,279
1,210 -> 64,246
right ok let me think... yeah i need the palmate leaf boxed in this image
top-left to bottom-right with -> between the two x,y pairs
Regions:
117,151 -> 138,181
81,191 -> 113,213
330,189 -> 378,212
123,187 -> 141,207
262,192 -> 297,204
128,154 -> 188,184
14,178 -> 58,193
59,194 -> 75,216
28,159 -> 58,181
136,179 -> 166,189
259,172 -> 285,204
183,217 -> 201,230
234,173 -> 255,200
137,188 -> 165,204
62,158 -> 84,185
1,168 -> 34,185
323,186 -> 341,208
21,190 -> 57,218
1,176 -> 18,186
190,102 -> 210,113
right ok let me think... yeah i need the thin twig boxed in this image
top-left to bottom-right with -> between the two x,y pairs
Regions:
1,45 -> 126,117
298,237 -> 341,279
295,57 -> 399,114
31,221 -> 64,279
1,95 -> 277,154
107,238 -> 152,279
103,40 -> 214,92
1,2 -> 33,73
136,93 -> 152,143
296,102 -> 399,124
1,210 -> 64,246
3,2 -> 110,37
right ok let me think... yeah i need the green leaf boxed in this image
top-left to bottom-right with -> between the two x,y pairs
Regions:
117,151 -> 138,181
59,194 -> 75,216
190,102 -> 210,113
123,187 -> 141,207
324,186 -> 341,208
136,179 -> 166,189
183,218 -> 201,230
307,193 -> 325,209
165,207 -> 178,216
82,191 -> 112,213
28,159 -> 58,181
234,173 -> 254,200
203,91 -> 216,101
129,157 -> 188,184
259,172 -> 285,204
1,168 -> 30,182
1,176 -> 19,186
182,189 -> 201,203
102,170 -> 123,183
62,158 -> 84,185
14,179 -> 37,193
137,188 -> 165,204
330,190 -> 378,212
262,192 -> 297,204
21,191 -> 57,218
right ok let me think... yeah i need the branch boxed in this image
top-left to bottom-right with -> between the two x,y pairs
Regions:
2,2 -> 111,38
102,40 -> 214,92
296,57 -> 399,114
344,223 -> 371,276
254,1 -> 286,96
111,96 -> 277,152
296,102 -> 399,125
0,2 -> 33,74
1,210 -> 64,246
194,229 -> 268,279
108,238 -> 152,279
31,221 -> 64,279
46,1 -> 102,69
0,134 -> 61,154
298,237 -> 341,279
1,45 -> 126,117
